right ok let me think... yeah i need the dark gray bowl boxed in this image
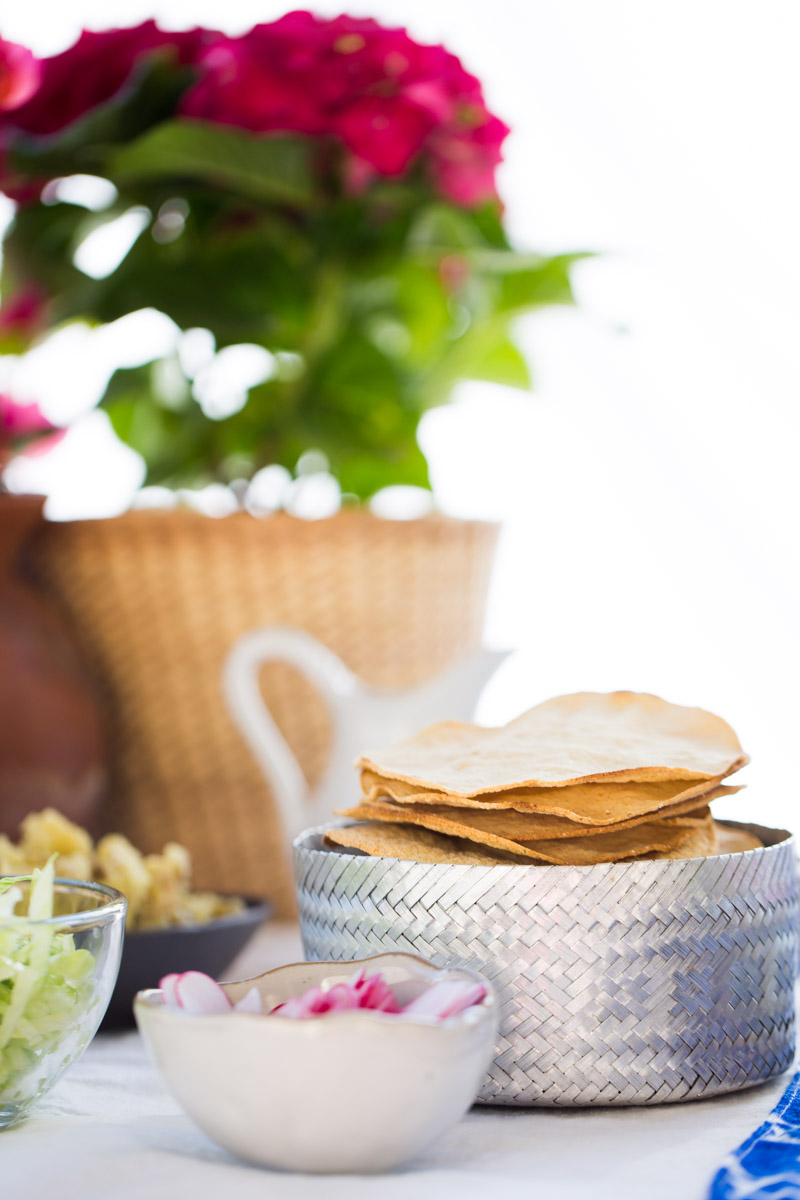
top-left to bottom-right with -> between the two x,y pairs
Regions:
102,897 -> 271,1029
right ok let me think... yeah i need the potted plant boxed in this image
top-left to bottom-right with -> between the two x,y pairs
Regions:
0,15 -> 579,909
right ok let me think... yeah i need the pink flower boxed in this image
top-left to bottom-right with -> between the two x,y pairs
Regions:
334,93 -> 434,176
0,23 -> 221,202
182,37 -> 327,136
0,38 -> 40,112
430,114 -> 510,207
0,393 -> 63,467
2,23 -> 218,137
181,12 -> 508,204
0,148 -> 40,204
0,17 -> 508,207
0,394 -> 55,438
0,285 -> 47,340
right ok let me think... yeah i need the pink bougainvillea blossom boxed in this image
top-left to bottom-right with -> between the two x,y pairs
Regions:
180,12 -> 508,203
0,394 -> 55,438
0,15 -> 507,208
333,92 -> 434,176
0,24 -> 219,202
0,393 -> 63,468
0,38 -> 40,112
2,22 -> 218,137
431,112 -> 510,206
0,284 -> 47,340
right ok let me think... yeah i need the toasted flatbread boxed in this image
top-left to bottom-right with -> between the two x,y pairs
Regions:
360,769 -> 738,825
712,823 -> 763,855
324,823 -> 529,866
358,692 -> 746,796
340,788 -> 736,842
332,804 -> 711,865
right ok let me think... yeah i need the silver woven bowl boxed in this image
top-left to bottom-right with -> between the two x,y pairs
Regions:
295,821 -> 798,1107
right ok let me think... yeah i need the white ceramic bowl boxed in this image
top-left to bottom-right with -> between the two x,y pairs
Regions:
134,953 -> 497,1173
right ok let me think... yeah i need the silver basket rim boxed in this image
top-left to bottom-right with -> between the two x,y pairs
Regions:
294,818 -> 794,876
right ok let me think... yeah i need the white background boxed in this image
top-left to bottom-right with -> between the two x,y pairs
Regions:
2,1 -> 798,828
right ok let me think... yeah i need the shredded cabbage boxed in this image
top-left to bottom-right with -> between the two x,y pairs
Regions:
0,862 -> 95,1104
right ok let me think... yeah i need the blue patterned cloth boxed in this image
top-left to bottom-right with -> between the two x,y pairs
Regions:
709,1073 -> 800,1198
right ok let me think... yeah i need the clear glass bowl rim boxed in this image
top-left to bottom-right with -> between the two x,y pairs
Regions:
0,875 -> 127,928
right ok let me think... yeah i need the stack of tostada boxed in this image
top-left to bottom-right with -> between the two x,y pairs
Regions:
326,691 -> 760,866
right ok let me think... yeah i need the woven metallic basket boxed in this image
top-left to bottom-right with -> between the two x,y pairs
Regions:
295,821 -> 798,1107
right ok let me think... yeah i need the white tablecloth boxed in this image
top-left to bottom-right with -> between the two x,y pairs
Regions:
3,922 -> 787,1200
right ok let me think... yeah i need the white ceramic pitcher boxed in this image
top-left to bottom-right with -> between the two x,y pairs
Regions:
222,626 -> 507,842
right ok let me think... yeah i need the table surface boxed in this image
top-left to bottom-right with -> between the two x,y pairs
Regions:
4,921 -> 788,1200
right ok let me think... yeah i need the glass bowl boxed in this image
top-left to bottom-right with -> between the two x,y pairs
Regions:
0,877 -> 126,1129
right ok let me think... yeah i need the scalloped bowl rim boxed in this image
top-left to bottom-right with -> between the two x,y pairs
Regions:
134,950 -> 496,1032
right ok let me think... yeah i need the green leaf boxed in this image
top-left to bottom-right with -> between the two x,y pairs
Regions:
390,261 -> 453,365
337,440 -> 430,499
0,326 -> 32,354
59,214 -> 313,342
472,252 -> 588,315
467,337 -> 532,389
108,122 -> 315,207
466,203 -> 510,249
408,203 -> 486,252
101,362 -> 205,481
104,397 -> 143,447
2,202 -> 97,299
7,55 -> 197,179
101,363 -> 153,408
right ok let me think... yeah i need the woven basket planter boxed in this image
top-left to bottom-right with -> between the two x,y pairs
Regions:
28,510 -> 498,914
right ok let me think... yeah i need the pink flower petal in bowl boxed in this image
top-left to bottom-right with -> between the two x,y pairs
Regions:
271,971 -> 403,1019
401,980 -> 486,1020
173,971 -> 233,1015
274,982 -> 359,1018
159,973 -> 180,1007
233,986 -> 262,1014
270,988 -> 322,1018
349,970 -> 400,1013
315,984 -> 360,1013
157,966 -> 485,1023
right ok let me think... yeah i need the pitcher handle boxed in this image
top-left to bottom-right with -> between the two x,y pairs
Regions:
221,626 -> 357,843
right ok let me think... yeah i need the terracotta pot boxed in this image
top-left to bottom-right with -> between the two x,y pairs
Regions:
29,509 -> 498,912
0,493 -> 106,837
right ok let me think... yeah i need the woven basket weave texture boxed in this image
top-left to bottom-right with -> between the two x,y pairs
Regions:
28,511 -> 497,914
296,824 -> 798,1106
